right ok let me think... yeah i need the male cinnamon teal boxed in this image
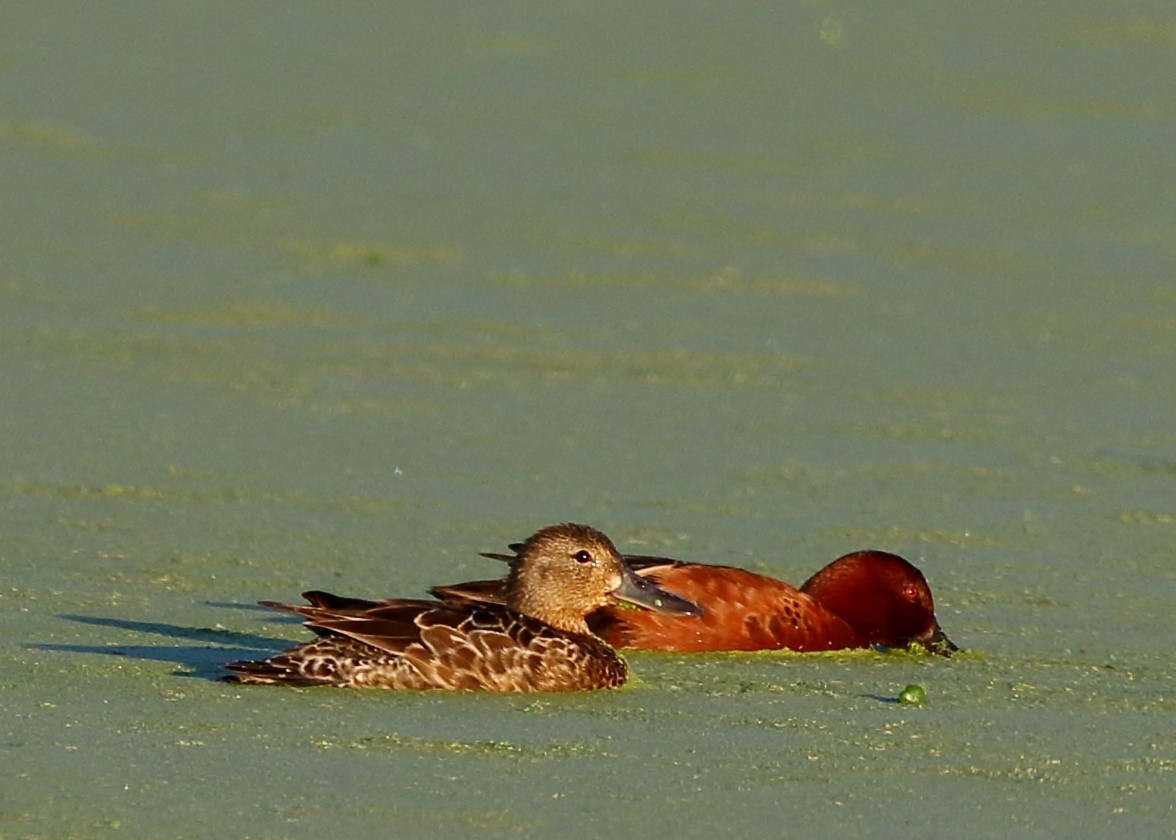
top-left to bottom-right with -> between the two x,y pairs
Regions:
432,548 -> 957,656
223,523 -> 701,691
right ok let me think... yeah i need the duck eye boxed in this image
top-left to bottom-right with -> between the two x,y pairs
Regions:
573,550 -> 593,564
903,584 -> 919,601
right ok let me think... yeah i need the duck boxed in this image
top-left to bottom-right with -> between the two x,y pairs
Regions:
223,523 -> 701,691
431,547 -> 957,656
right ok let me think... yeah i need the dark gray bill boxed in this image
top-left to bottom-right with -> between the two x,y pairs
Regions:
611,565 -> 702,617
920,620 -> 959,657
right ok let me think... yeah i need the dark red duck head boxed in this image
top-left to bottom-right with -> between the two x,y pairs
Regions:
799,550 -> 957,656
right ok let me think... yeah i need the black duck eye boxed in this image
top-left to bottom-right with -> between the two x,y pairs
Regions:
573,550 -> 593,564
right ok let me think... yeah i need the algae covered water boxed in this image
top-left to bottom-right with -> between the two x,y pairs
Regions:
3,2 -> 1174,837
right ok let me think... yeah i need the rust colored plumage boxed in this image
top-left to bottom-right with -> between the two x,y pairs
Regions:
433,548 -> 957,656
223,523 -> 700,691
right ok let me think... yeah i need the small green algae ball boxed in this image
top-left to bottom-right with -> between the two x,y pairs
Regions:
898,684 -> 927,705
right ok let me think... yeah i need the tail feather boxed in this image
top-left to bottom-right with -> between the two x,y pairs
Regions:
222,657 -> 332,687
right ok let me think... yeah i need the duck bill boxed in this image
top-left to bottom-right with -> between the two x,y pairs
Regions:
919,619 -> 959,657
612,566 -> 702,617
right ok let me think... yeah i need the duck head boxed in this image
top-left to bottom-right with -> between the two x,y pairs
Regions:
506,523 -> 702,635
801,550 -> 958,656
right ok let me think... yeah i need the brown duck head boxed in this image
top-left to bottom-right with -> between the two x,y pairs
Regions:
506,523 -> 701,635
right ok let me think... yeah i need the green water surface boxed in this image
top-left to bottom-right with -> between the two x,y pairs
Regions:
3,3 -> 1174,838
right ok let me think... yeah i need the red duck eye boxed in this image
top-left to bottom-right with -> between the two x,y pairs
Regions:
903,584 -> 919,601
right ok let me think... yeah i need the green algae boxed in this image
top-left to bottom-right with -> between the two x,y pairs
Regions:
898,684 -> 927,705
279,238 -> 461,267
314,732 -> 613,761
9,477 -> 418,516
493,269 -> 838,295
4,2 -> 1176,839
0,121 -> 104,157
30,317 -> 809,403
138,301 -> 369,329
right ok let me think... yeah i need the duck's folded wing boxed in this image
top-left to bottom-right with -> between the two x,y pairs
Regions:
299,590 -> 389,612
429,578 -> 508,606
260,598 -> 444,653
262,597 -> 551,660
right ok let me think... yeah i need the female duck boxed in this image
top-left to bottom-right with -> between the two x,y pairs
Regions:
224,523 -> 700,691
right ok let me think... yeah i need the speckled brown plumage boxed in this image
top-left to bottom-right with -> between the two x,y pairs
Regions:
223,523 -> 700,691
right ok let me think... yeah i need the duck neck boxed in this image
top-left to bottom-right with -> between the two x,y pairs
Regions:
507,572 -> 593,636
802,565 -> 877,632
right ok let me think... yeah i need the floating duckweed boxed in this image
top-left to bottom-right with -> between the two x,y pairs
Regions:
898,684 -> 927,705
